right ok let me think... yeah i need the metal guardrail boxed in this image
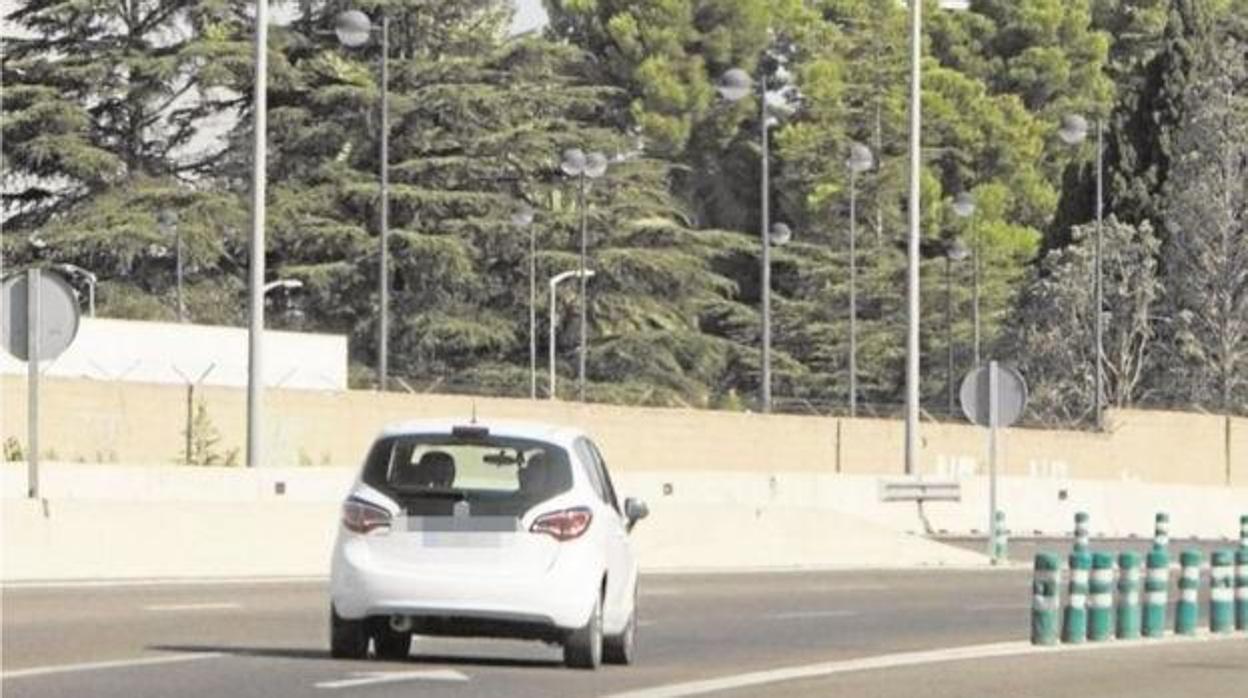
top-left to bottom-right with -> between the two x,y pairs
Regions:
878,477 -> 962,503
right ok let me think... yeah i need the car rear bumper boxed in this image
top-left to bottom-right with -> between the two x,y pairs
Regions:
329,532 -> 601,631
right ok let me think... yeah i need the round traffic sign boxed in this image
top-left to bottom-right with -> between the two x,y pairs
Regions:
959,362 -> 1027,428
2,269 -> 81,361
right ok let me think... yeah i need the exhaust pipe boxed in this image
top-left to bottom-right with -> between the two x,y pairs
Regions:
389,614 -> 413,633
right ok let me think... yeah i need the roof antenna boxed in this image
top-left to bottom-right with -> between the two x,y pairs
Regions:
470,400 -> 478,424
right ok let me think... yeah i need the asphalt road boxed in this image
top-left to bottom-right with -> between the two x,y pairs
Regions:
2,569 -> 1244,698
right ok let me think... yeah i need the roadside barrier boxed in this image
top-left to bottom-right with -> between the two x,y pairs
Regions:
1074,512 -> 1090,553
992,510 -> 1008,564
1175,549 -> 1202,636
1062,551 -> 1091,643
1209,550 -> 1234,633
1088,552 -> 1115,641
1031,553 -> 1062,646
1142,549 -> 1169,638
1116,551 -> 1141,640
1153,512 -> 1169,551
1237,547 -> 1248,631
1032,518 -> 1248,644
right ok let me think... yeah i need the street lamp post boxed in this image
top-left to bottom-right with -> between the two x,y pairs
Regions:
944,239 -> 969,415
1058,113 -> 1105,430
52,263 -> 97,317
951,192 -> 978,366
718,66 -> 790,412
549,269 -> 595,401
512,205 -> 537,400
904,0 -> 971,474
157,209 -> 183,322
559,149 -> 608,402
846,142 -> 874,418
335,9 -> 391,391
247,0 -> 267,469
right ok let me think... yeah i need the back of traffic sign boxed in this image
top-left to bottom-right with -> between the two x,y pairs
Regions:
959,363 -> 1027,427
2,270 -> 81,361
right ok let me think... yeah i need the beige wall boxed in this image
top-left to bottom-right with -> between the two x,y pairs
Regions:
2,376 -> 1244,486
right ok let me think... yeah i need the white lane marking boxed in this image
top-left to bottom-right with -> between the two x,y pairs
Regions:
143,603 -> 242,612
600,633 -> 1248,698
1,576 -> 326,590
1,653 -> 223,680
638,620 -> 658,627
765,610 -> 858,620
315,669 -> 469,689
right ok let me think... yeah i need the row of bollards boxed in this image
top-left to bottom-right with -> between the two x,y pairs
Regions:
1031,513 -> 1248,645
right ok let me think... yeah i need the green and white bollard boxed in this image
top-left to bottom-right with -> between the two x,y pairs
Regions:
1088,552 -> 1116,641
1175,549 -> 1202,636
1143,549 -> 1169,638
992,510 -> 1009,565
1240,514 -> 1248,550
1237,548 -> 1248,631
1153,512 -> 1170,551
1116,551 -> 1142,640
1074,512 -> 1090,553
1031,553 -> 1062,645
1063,551 -> 1091,643
1209,550 -> 1234,633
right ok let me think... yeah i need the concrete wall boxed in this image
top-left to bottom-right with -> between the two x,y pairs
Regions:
0,318 -> 347,390
3,464 -> 1244,581
2,376 -> 1245,486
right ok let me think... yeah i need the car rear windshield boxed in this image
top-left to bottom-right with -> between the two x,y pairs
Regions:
361,434 -> 573,516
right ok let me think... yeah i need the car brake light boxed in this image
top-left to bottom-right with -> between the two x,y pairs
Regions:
342,499 -> 392,534
530,507 -> 593,541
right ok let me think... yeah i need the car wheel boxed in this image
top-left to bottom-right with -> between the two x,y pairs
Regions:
563,592 -> 603,669
330,605 -> 368,659
369,619 -> 411,661
603,592 -> 636,665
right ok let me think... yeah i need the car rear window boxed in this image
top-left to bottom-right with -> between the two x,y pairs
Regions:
361,434 -> 573,516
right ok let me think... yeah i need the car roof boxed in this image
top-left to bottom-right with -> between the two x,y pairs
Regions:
376,418 -> 587,448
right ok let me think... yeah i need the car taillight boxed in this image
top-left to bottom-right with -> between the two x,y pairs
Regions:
530,507 -> 593,541
342,499 -> 392,534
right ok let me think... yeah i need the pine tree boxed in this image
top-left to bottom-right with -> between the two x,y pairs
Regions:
1158,28 -> 1248,413
1004,217 -> 1163,425
2,1 -> 254,322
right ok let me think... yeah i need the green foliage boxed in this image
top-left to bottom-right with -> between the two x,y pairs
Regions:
1004,218 -> 1163,425
182,398 -> 239,466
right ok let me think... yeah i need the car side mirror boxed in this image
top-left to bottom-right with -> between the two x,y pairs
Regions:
624,497 -> 649,532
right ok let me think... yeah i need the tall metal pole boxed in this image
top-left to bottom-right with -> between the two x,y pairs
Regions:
26,268 -> 40,498
760,73 -> 772,414
848,168 -> 858,418
987,360 -> 999,560
946,255 -> 955,415
577,174 -> 588,402
246,0 -> 268,469
550,277 -> 558,401
972,214 -> 980,367
378,13 -> 390,391
529,224 -> 537,400
904,0 -> 922,474
175,226 -> 185,322
1093,117 -> 1104,430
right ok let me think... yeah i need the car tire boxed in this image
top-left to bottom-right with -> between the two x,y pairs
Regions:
603,591 -> 637,665
330,605 -> 369,659
563,592 -> 603,669
369,619 -> 411,661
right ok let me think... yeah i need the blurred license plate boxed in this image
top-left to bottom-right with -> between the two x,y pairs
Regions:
405,516 -> 516,547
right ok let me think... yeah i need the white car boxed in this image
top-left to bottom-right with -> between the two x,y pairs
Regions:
329,419 -> 648,669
